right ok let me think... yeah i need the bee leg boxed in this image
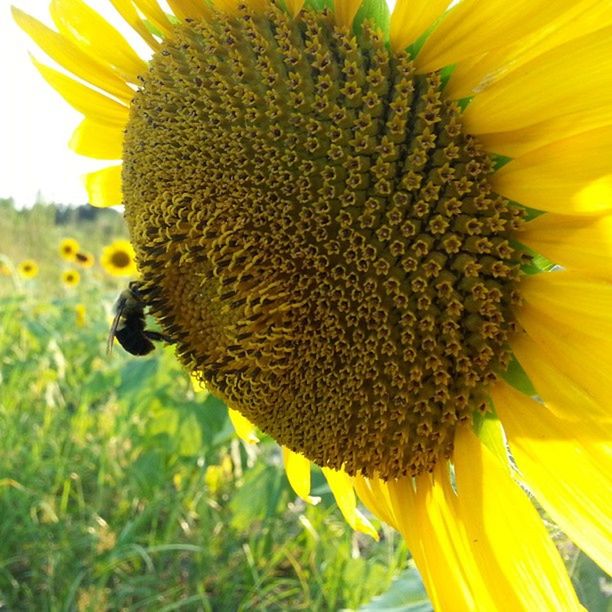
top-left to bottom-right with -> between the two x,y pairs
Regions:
144,330 -> 175,344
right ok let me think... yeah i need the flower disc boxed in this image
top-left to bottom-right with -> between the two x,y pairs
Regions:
123,5 -> 525,479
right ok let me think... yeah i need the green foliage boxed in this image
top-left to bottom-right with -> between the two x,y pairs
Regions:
0,280 -> 409,609
357,564 -> 431,611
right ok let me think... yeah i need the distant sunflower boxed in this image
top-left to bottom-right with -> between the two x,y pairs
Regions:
100,239 -> 137,277
75,303 -> 87,327
16,0 -> 612,608
17,259 -> 39,279
0,260 -> 12,276
74,251 -> 95,268
59,237 -> 80,261
62,268 -> 80,287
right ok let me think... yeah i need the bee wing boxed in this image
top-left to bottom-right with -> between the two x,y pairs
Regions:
107,296 -> 127,355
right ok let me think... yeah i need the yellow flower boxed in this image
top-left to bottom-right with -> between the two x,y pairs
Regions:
0,260 -> 12,276
100,239 -> 137,277
16,0 -> 612,608
59,237 -> 80,261
75,303 -> 87,327
74,251 -> 95,268
62,268 -> 80,287
17,259 -> 39,279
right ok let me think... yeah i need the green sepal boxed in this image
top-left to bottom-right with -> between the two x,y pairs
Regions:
501,354 -> 537,397
456,96 -> 472,112
513,202 -> 545,222
303,0 -> 334,13
143,19 -> 163,39
491,154 -> 512,171
516,241 -> 557,275
353,0 -> 390,41
439,64 -> 455,91
472,408 -> 509,468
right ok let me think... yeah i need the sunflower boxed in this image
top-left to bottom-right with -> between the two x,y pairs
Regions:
62,268 -> 81,287
59,237 -> 80,261
74,251 -> 95,268
17,259 -> 39,279
100,239 -> 137,277
75,303 -> 87,327
0,260 -> 12,277
15,0 -> 612,608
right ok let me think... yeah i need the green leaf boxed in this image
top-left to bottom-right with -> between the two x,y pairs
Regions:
130,450 -> 166,497
229,461 -> 288,531
571,551 -> 611,612
176,412 -> 202,457
118,358 -> 159,398
197,394 -> 235,449
357,564 -> 432,611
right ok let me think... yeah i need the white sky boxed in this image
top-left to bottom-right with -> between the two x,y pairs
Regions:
0,0 -> 152,208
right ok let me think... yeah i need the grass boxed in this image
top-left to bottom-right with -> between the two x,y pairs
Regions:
0,201 -> 410,609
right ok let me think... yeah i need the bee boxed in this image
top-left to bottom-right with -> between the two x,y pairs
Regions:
107,281 -> 173,356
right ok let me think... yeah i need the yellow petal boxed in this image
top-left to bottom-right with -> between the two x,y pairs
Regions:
31,57 -> 129,127
476,108 -> 612,159
454,426 -> 582,610
333,0 -> 362,30
353,475 -> 398,531
283,0 -> 305,18
492,381 -> 612,576
389,0 -> 450,53
167,0 -> 211,20
462,25 -> 612,136
511,332 -> 610,423
131,0 -> 174,38
447,2 -> 612,102
50,0 -> 147,82
519,213 -> 612,278
12,8 -> 134,104
521,271 -> 612,338
517,304 -> 612,416
322,467 -> 379,539
84,165 -> 123,207
386,469 -> 492,611
109,0 -> 160,50
228,408 -> 259,444
189,373 -> 209,394
492,126 -> 612,215
282,448 -> 320,504
416,0 -> 582,73
69,118 -> 124,160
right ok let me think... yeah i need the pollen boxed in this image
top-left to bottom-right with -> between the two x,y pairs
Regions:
123,4 -> 524,480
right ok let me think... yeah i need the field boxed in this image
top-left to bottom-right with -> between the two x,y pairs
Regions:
0,198 -> 607,610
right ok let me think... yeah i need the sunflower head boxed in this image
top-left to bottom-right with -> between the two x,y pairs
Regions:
100,239 -> 137,277
62,268 -> 81,287
122,2 -> 525,479
74,251 -> 95,268
18,259 -> 39,279
59,238 -> 80,261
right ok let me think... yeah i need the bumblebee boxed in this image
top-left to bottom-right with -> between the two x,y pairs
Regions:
107,281 -> 173,356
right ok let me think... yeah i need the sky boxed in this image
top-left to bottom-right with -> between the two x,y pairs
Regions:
0,0 -> 152,208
